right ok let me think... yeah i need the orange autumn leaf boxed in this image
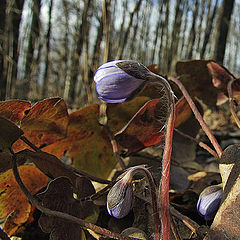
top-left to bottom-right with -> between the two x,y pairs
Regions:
43,104 -> 116,179
0,165 -> 48,236
115,97 -> 192,155
0,100 -> 31,124
13,98 -> 69,152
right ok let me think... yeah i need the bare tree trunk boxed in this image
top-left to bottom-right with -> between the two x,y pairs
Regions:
195,0 -> 206,55
179,1 -> 190,59
20,0 -> 41,99
163,0 -> 169,73
116,0 -> 142,60
102,0 -> 111,62
0,0 -> 7,100
41,0 -> 53,98
129,11 -> 140,59
187,0 -> 199,59
68,0 -> 91,105
214,0 -> 235,64
200,0 -> 218,58
169,0 -> 183,72
151,1 -> 163,64
82,23 -> 93,104
91,15 -> 103,74
7,0 -> 24,98
63,0 -> 70,100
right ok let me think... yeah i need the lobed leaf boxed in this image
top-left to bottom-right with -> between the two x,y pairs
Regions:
0,165 -> 48,236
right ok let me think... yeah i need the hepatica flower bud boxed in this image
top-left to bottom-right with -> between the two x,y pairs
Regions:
94,60 -> 148,103
107,171 -> 133,218
197,184 -> 223,221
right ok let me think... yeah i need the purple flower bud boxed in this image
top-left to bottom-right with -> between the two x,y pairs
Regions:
197,185 -> 223,221
107,171 -> 133,218
94,60 -> 148,103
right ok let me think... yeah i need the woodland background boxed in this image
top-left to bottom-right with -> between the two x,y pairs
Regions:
0,0 -> 239,107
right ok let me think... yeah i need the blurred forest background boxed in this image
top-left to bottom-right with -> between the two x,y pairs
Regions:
0,0 -> 239,107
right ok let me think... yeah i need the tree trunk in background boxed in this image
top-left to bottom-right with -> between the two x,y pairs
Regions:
214,0 -> 235,64
68,0 -> 91,105
0,0 -> 7,100
169,0 -> 183,72
91,16 -> 103,74
116,0 -> 142,60
21,0 -> 41,99
8,0 -> 24,98
102,0 -> 111,62
129,11 -> 140,59
41,0 -> 53,98
195,0 -> 206,55
163,0 -> 169,74
200,0 -> 218,58
63,0 -> 70,100
187,0 -> 199,59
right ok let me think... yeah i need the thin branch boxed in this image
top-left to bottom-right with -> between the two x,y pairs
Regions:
168,76 -> 223,158
11,151 -> 138,240
174,128 -> 218,158
170,214 -> 181,240
170,205 -> 200,235
227,79 -> 240,128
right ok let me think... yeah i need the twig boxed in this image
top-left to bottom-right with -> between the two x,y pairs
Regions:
174,128 -> 218,158
169,205 -> 200,234
227,79 -> 240,128
11,151 -> 138,240
168,76 -> 223,158
20,135 -> 41,152
0,227 -> 11,240
170,214 -> 181,240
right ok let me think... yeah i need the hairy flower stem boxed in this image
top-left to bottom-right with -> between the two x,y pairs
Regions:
168,76 -> 223,158
149,73 -> 175,240
160,104 -> 175,240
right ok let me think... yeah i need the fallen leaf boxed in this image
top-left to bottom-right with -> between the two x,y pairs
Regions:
0,100 -> 31,123
115,99 -> 166,155
107,96 -> 150,133
115,97 -> 192,155
38,177 -> 98,240
207,61 -> 235,90
43,104 -> 115,179
13,98 -> 69,151
176,60 -> 219,106
0,165 -> 48,236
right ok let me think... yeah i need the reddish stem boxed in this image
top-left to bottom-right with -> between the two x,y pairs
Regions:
227,79 -> 240,128
160,104 -> 175,240
168,76 -> 223,158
